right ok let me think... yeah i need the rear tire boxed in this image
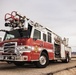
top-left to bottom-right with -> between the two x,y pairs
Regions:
65,56 -> 70,63
62,55 -> 70,63
35,52 -> 49,68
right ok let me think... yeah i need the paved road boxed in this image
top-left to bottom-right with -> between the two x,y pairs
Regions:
0,60 -> 76,75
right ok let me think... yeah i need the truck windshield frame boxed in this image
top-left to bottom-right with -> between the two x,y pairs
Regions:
3,24 -> 32,40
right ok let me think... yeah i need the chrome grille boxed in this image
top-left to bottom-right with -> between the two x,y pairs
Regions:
4,42 -> 17,54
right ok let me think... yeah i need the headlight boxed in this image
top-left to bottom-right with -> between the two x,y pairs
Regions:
16,46 -> 32,51
0,47 -> 3,51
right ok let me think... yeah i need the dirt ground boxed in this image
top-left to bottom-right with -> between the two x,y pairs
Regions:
54,68 -> 76,75
0,59 -> 76,75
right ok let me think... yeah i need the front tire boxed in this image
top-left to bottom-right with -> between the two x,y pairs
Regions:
35,52 -> 49,68
14,62 -> 25,66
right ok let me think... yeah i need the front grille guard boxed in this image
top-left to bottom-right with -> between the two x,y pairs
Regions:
3,42 -> 17,54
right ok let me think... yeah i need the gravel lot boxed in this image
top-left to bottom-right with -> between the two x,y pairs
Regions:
54,68 -> 76,75
0,59 -> 76,75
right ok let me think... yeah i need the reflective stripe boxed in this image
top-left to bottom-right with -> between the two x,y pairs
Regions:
31,46 -> 54,53
47,49 -> 54,53
19,50 -> 31,53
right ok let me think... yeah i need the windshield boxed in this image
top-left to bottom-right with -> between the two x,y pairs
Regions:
4,24 -> 32,40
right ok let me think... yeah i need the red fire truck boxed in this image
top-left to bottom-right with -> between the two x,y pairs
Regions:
0,11 -> 71,68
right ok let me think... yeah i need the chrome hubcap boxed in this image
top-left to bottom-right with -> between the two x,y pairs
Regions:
67,58 -> 69,62
39,56 -> 46,65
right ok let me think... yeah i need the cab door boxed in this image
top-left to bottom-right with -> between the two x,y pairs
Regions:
31,29 -> 43,60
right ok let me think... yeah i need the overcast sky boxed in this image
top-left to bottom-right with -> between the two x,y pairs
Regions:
0,0 -> 76,52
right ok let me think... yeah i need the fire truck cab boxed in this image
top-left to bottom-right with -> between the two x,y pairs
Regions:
0,11 -> 71,68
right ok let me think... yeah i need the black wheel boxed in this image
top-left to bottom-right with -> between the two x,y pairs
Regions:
14,62 -> 25,66
35,52 -> 49,68
62,55 -> 70,63
65,56 -> 70,63
7,61 -> 12,64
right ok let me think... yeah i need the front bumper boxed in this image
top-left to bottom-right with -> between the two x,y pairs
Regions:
0,55 -> 28,62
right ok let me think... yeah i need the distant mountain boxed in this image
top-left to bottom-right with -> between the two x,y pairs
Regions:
71,52 -> 76,55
